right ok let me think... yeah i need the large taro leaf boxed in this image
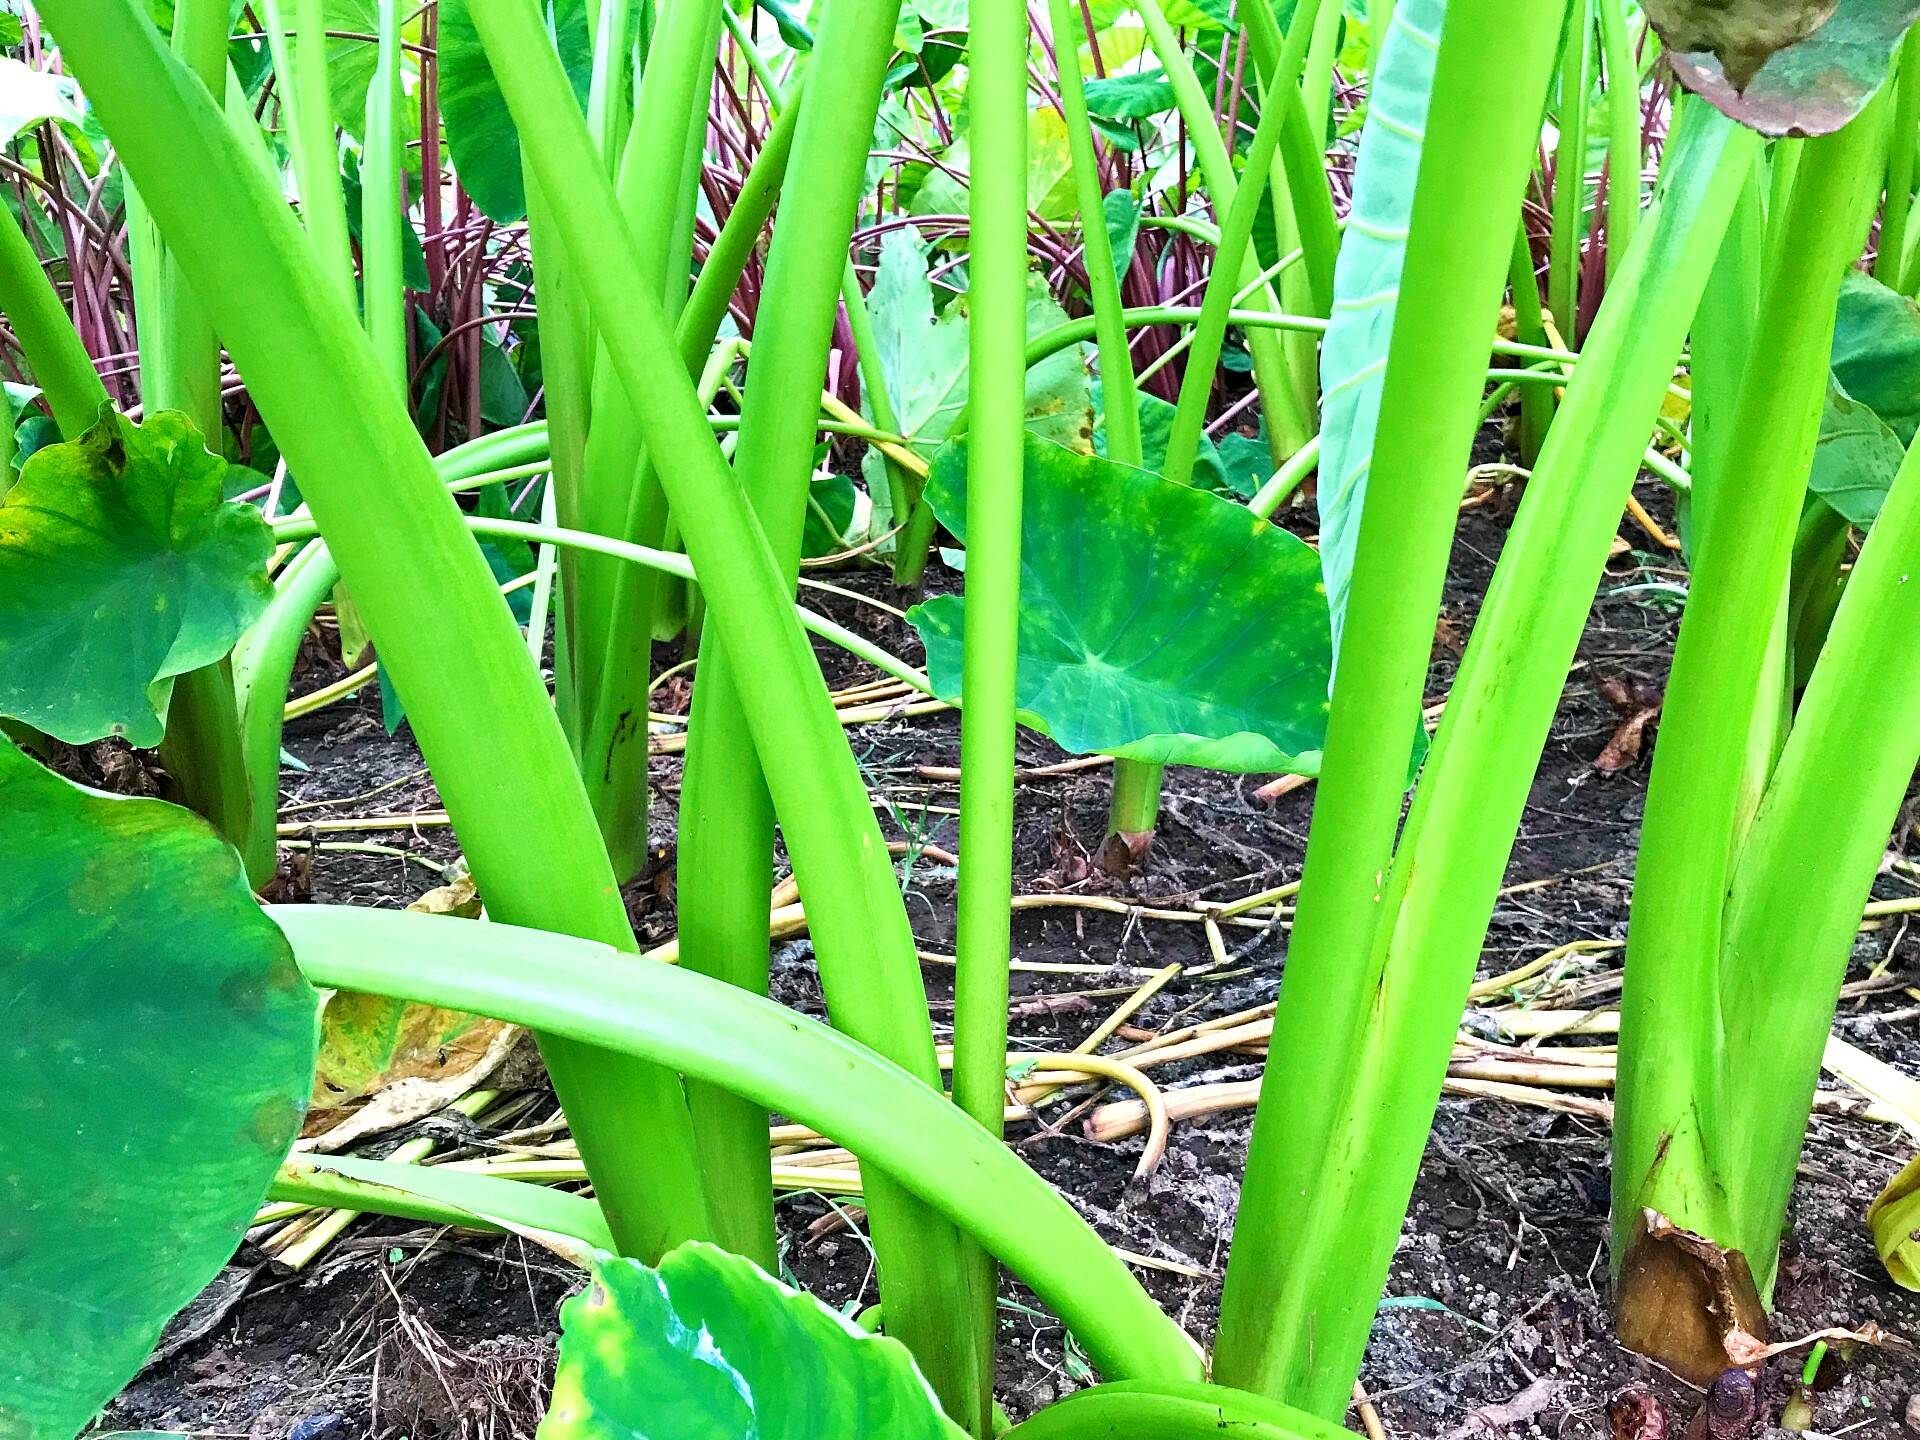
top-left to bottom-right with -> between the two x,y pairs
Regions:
437,0 -> 593,221
0,408 -> 273,746
1314,0 -> 1442,664
1832,269 -> 1920,443
543,1242 -> 950,1440
0,743 -> 316,1438
1647,0 -> 1920,136
1810,377 -> 1906,527
908,435 -> 1332,774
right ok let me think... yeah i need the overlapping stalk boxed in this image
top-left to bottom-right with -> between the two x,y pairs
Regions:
46,0 -> 719,1262
1211,0 -> 1571,1415
1612,103 -> 1890,1379
947,0 -> 1030,1419
462,0 -> 994,1421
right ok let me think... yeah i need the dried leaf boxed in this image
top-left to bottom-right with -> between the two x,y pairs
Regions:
1616,1209 -> 1770,1385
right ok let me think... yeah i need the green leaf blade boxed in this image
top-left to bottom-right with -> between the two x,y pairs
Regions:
544,1242 -> 951,1440
910,435 -> 1332,773
0,408 -> 273,745
0,745 -> 317,1439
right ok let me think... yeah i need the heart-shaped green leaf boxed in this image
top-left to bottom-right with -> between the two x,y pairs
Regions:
0,408 -> 273,746
908,435 -> 1332,774
543,1243 -> 951,1440
0,743 -> 316,1439
437,0 -> 594,222
1647,0 -> 1920,136
1833,269 -> 1920,443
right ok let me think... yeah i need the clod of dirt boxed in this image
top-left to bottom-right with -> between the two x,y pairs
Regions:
1608,1388 -> 1673,1440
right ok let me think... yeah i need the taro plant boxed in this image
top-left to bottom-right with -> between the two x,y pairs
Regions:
8,0 -> 1920,1435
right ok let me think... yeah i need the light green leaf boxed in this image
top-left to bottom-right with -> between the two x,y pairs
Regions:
909,435 -> 1332,773
1832,268 -> 1920,443
542,1242 -> 952,1440
859,230 -> 1093,458
1810,377 -> 1905,528
323,0 -> 379,136
0,56 -> 84,146
0,744 -> 316,1439
0,408 -> 273,746
908,107 -> 1078,221
438,0 -> 594,222
1315,0 -> 1441,660
1648,0 -> 1920,136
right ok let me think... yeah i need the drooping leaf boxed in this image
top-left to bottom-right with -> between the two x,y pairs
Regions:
1102,189 -> 1142,281
803,471 -> 860,557
858,229 -> 1093,495
0,408 -> 273,745
1832,269 -> 1920,443
1647,0 -> 1920,136
1083,67 -> 1176,121
438,0 -> 594,222
909,435 -> 1332,773
543,1243 -> 950,1440
0,56 -> 84,146
1810,377 -> 1905,527
1314,0 -> 1441,662
0,744 -> 316,1438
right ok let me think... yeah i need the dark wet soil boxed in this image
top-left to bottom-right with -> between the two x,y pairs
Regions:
99,454 -> 1920,1439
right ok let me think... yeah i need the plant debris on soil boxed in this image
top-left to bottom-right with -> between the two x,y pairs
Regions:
98,452 -> 1920,1439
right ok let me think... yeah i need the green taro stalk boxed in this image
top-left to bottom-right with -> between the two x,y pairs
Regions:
45,0 -> 722,1262
1612,98 -> 1892,1382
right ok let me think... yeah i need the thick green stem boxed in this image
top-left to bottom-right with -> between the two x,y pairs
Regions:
1718,427 -> 1920,1279
1612,104 -> 1886,1379
947,0 -> 1029,1423
466,0 -> 987,1418
360,0 -> 407,388
1001,1381 -> 1349,1440
52,0 -> 717,1260
1211,1 -> 1567,1417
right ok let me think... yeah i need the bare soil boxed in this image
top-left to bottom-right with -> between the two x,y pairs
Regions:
98,460 -> 1920,1439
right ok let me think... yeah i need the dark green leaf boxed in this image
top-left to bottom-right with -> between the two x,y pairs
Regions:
438,0 -> 594,222
1083,67 -> 1176,121
1102,189 -> 1141,281
753,0 -> 815,49
1091,377 -> 1230,493
803,472 -> 859,557
1810,377 -> 1905,527
1648,0 -> 1920,136
1832,268 -> 1920,442
0,744 -> 316,1439
0,408 -> 273,745
910,435 -> 1332,773
543,1243 -> 950,1440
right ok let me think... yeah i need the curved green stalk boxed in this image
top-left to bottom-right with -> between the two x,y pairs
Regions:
49,0 -> 717,1261
276,902 -> 1203,1383
1547,0 -> 1593,337
1594,0 -> 1639,280
1001,1381 -> 1350,1440
1211,0 -> 1568,1416
0,201 -> 107,435
1612,105 -> 1888,1358
464,0 -> 991,1416
947,0 -> 1030,1421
